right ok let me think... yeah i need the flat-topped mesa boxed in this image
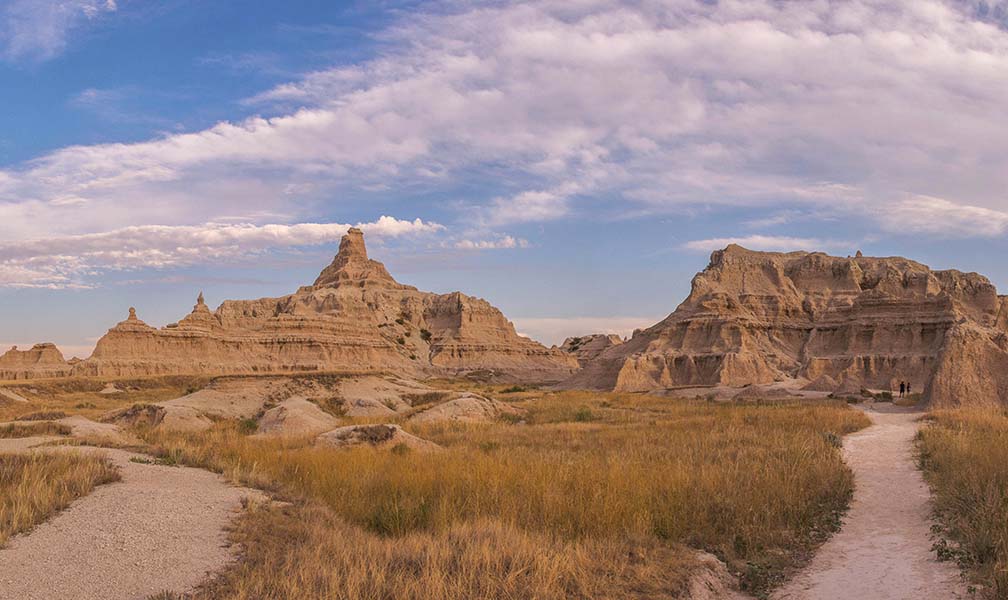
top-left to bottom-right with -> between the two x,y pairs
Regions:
567,245 -> 1008,407
74,228 -> 577,382
0,343 -> 72,380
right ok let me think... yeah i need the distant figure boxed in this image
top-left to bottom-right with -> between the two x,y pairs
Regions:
899,381 -> 906,398
907,382 -> 912,395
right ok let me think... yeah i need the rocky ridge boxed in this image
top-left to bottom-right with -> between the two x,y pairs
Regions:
567,245 -> 1008,407
8,229 -> 576,384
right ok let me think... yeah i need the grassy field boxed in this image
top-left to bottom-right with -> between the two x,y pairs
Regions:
0,452 -> 119,546
917,408 -> 1008,599
0,376 -> 207,423
134,390 -> 868,598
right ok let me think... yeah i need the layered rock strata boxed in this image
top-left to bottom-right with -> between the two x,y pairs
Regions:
0,343 -> 72,380
72,229 -> 576,382
559,334 -> 624,367
568,245 -> 1008,407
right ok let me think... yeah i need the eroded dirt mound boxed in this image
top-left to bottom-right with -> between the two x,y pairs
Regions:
103,403 -> 212,433
408,393 -> 524,424
315,424 -> 440,452
255,398 -> 339,437
337,375 -> 447,417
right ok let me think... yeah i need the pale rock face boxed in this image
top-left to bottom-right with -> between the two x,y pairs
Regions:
68,229 -> 577,382
568,245 -> 1008,406
0,343 -> 72,380
559,334 -> 624,367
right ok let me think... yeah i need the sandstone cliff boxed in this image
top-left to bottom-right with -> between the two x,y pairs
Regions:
0,343 -> 72,380
75,229 -> 577,382
560,334 -> 624,367
568,245 -> 1008,406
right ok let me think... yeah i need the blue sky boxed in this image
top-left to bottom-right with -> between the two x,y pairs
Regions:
1,0 -> 1007,357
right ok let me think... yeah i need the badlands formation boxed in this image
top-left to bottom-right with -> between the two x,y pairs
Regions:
569,245 -> 1008,407
2,229 -> 576,383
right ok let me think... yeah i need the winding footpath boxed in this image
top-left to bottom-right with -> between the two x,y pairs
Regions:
0,437 -> 263,600
772,404 -> 966,600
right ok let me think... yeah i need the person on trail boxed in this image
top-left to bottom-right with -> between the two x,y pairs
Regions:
899,381 -> 906,398
907,382 -> 911,395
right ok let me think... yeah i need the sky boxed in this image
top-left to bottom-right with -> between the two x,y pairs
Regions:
1,0 -> 1007,358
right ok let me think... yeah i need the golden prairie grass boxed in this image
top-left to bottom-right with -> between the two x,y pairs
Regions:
0,422 -> 71,438
0,452 -> 119,545
193,504 -> 700,600
140,392 -> 868,596
917,407 -> 1008,598
0,375 -> 207,422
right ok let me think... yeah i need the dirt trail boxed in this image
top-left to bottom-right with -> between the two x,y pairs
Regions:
772,404 -> 965,600
0,437 -> 264,600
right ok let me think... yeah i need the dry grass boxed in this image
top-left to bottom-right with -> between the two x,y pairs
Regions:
0,376 -> 208,422
139,392 -> 868,596
0,422 -> 71,438
0,452 -> 119,545
194,503 -> 700,600
917,408 -> 1008,598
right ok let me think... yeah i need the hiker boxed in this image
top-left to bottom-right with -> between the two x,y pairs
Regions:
906,382 -> 911,395
899,381 -> 906,398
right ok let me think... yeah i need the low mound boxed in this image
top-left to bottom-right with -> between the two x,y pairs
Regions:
732,386 -> 796,401
408,393 -> 524,424
315,424 -> 440,452
803,374 -> 839,392
0,388 -> 30,403
103,403 -> 212,433
256,398 -> 339,437
337,376 -> 438,417
98,383 -> 123,395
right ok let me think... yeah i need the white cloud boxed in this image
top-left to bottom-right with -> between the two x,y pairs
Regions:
681,235 -> 853,253
1,0 -> 116,61
0,216 -> 443,288
454,236 -> 529,250
879,194 -> 1008,237
1,0 -> 1007,249
512,316 -> 663,347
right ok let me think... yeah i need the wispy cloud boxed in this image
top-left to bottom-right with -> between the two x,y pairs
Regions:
0,216 -> 443,288
0,0 -> 1007,275
681,235 -> 853,254
1,0 -> 116,62
453,236 -> 529,250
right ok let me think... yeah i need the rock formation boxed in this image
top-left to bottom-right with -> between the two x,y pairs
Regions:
568,245 -> 1008,407
74,228 -> 577,382
559,334 -> 624,367
0,343 -> 72,380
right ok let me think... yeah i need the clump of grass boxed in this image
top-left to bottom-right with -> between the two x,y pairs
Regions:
917,408 -> 1008,598
0,453 -> 119,545
193,503 -> 700,600
0,422 -> 72,438
139,394 -> 867,595
14,410 -> 67,421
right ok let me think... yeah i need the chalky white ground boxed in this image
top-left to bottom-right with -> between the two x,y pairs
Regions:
772,404 -> 966,600
0,437 -> 263,600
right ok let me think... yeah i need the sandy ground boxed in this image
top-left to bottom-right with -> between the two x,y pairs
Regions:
771,403 -> 966,600
0,437 -> 264,600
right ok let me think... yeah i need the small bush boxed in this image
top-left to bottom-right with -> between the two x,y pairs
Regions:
237,418 -> 259,435
420,329 -> 432,342
573,407 -> 595,422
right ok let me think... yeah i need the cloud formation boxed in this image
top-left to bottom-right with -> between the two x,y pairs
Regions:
1,0 -> 1007,286
1,0 -> 116,61
682,235 -> 853,254
0,216 -> 442,289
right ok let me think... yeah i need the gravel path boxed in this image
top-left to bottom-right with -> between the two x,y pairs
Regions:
0,438 -> 264,600
772,404 -> 966,600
